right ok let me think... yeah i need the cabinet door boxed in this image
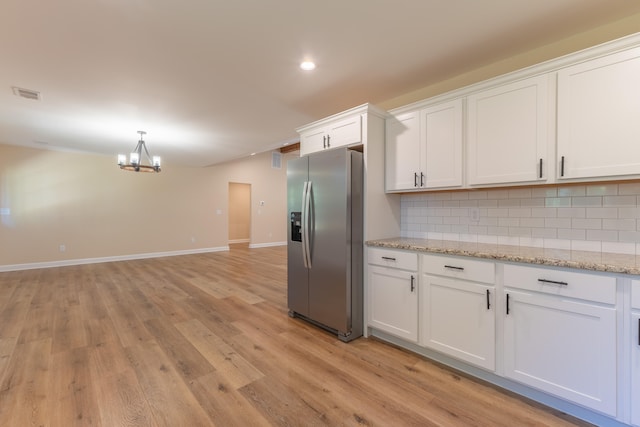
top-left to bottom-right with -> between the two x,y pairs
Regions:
421,275 -> 495,370
422,99 -> 463,189
503,290 -> 617,416
557,47 -> 640,180
300,127 -> 327,156
467,75 -> 549,186
632,311 -> 640,426
368,265 -> 418,342
385,111 -> 422,191
327,115 -> 361,149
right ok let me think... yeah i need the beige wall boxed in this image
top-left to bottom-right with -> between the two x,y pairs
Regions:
0,144 -> 291,268
3,15 -> 640,268
228,182 -> 251,242
210,151 -> 294,247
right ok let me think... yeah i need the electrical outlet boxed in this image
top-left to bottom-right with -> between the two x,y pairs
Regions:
59,244 -> 66,252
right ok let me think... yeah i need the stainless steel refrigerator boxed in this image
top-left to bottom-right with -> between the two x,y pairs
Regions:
287,147 -> 363,342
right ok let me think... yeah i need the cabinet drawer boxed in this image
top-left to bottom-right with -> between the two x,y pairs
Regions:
422,254 -> 495,284
503,264 -> 616,304
368,247 -> 417,271
632,280 -> 640,309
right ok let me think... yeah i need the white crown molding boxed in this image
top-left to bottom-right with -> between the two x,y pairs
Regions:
389,31 -> 640,115
296,103 -> 388,133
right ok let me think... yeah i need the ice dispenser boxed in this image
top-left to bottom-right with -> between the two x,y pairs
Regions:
290,211 -> 302,242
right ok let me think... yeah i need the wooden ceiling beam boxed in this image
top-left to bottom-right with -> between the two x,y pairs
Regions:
279,142 -> 300,154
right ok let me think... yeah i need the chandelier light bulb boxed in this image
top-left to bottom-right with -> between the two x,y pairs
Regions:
130,152 -> 140,165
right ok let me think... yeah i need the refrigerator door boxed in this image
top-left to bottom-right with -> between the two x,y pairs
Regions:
287,156 -> 309,317
307,149 -> 352,333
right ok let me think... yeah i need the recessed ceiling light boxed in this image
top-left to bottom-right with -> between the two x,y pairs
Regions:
300,61 -> 316,71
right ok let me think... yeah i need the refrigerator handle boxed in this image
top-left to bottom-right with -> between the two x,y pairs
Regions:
303,181 -> 313,268
301,181 -> 309,268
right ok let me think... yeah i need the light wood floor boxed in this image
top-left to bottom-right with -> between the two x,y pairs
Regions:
0,244 -> 592,426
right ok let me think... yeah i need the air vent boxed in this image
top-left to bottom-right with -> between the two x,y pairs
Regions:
272,152 -> 282,169
12,86 -> 41,101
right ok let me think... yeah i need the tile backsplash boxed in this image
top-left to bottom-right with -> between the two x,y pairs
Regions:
400,182 -> 640,254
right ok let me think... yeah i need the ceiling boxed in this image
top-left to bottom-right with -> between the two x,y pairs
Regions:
1,0 -> 640,167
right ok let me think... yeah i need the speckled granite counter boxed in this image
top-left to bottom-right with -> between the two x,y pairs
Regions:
366,238 -> 640,275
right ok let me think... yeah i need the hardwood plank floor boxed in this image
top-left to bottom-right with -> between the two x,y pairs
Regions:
0,244 -> 592,426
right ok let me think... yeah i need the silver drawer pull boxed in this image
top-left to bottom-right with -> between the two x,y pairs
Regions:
444,265 -> 464,271
381,256 -> 396,261
538,278 -> 568,286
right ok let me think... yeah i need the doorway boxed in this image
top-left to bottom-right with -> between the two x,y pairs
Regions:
228,182 -> 251,247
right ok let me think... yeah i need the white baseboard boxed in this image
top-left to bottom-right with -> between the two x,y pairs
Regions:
228,239 -> 250,244
0,246 -> 230,272
249,241 -> 287,249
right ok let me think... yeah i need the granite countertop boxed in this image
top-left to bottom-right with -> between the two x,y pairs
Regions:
366,237 -> 640,275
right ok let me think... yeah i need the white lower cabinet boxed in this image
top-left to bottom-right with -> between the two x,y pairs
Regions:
503,264 -> 618,417
367,248 -> 418,342
421,254 -> 496,370
365,246 -> 628,423
631,280 -> 640,426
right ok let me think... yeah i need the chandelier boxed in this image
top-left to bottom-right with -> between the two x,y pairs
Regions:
117,131 -> 161,172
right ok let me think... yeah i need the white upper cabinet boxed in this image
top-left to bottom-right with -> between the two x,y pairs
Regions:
557,46 -> 640,180
421,100 -> 463,189
467,75 -> 551,186
383,33 -> 640,191
299,127 -> 327,156
386,111 -> 422,191
386,99 -> 462,192
299,114 -> 362,156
